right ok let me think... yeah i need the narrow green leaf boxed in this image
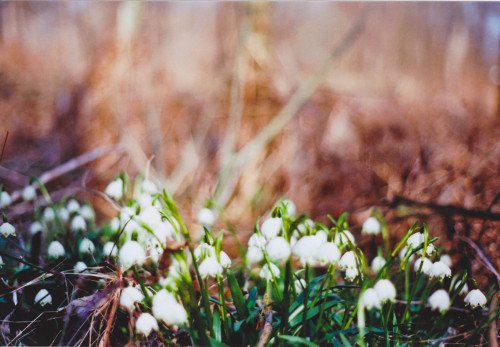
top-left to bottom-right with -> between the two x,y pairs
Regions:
227,269 -> 249,319
278,335 -> 319,347
213,305 -> 222,342
208,337 -> 230,347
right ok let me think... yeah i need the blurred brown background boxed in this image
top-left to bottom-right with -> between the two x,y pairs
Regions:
0,3 -> 499,285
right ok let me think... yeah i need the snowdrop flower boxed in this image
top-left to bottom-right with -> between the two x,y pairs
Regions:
293,235 -> 322,266
248,233 -> 266,249
282,199 -> 297,216
47,241 -> 65,258
0,222 -> 15,237
0,255 -> 3,267
199,257 -> 223,279
152,289 -> 187,326
266,237 -> 291,262
0,191 -> 11,207
345,267 -> 361,281
260,263 -> 280,280
414,257 -> 433,274
454,281 -> 469,295
197,208 -> 216,227
374,279 -> 396,303
71,215 -> 87,232
139,206 -> 162,229
120,241 -> 146,268
294,278 -> 306,293
120,286 -> 144,311
334,230 -> 356,246
317,242 -> 341,266
429,261 -> 452,281
103,241 -> 117,257
34,289 -> 52,306
247,247 -> 264,264
79,238 -> 95,254
22,185 -> 36,201
371,256 -> 386,273
147,238 -> 164,262
290,236 -> 298,248
219,251 -> 232,269
314,230 -> 328,243
194,243 -> 216,261
407,232 -> 424,249
136,313 -> 158,336
66,199 -> 80,214
105,178 -> 123,200
399,246 -> 415,263
261,217 -> 282,240
361,288 -> 381,310
141,179 -> 158,194
464,289 -> 487,308
80,205 -> 95,221
30,221 -> 43,235
297,219 -> 315,234
74,261 -> 87,273
43,207 -> 55,222
110,217 -> 120,231
58,207 -> 70,222
154,221 -> 176,245
428,289 -> 450,312
440,254 -> 452,267
362,217 -> 381,235
339,251 -> 358,270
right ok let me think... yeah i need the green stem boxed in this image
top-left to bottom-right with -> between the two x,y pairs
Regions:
280,259 -> 293,337
315,266 -> 334,336
217,275 -> 230,341
302,264 -> 310,338
132,265 -> 151,307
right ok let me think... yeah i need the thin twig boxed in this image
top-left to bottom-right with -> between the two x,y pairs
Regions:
457,234 -> 500,283
257,310 -> 273,347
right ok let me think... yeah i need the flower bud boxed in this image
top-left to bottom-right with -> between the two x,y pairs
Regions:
152,289 -> 187,326
247,247 -> 264,264
414,257 -> 432,274
34,289 -> 52,306
22,185 -> 36,201
0,191 -> 11,207
105,178 -> 123,200
219,251 -> 232,269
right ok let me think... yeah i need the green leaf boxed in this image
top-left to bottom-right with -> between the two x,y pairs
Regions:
277,335 -> 319,347
204,226 -> 214,245
208,337 -> 230,347
213,306 -> 222,342
227,270 -> 249,319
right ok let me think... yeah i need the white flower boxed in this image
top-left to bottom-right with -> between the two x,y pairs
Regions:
74,261 -> 87,273
110,217 -> 120,231
34,289 -> 52,306
58,207 -> 70,222
248,233 -> 266,249
297,219 -> 315,234
80,205 -> 95,220
105,178 -> 123,200
0,222 -> 15,237
219,251 -> 232,269
407,232 -> 435,255
282,199 -> 297,216
120,286 -> 144,311
30,221 -> 43,235
374,279 -> 396,303
260,263 -> 280,280
339,251 -> 358,270
293,235 -> 322,266
414,257 -> 433,274
136,313 -> 158,336
0,191 -> 11,207
43,207 -> 55,222
317,242 -> 341,266
454,281 -> 469,295
47,241 -> 65,258
103,241 -> 118,257
0,255 -> 3,267
361,288 -> 381,310
79,238 -> 95,254
429,261 -> 452,281
152,289 -> 187,326
345,267 -> 361,281
428,289 -> 450,312
416,244 -> 435,256
66,199 -> 80,213
261,217 -> 282,240
141,179 -> 158,194
247,247 -> 264,264
71,215 -> 87,232
440,254 -> 452,267
314,230 -> 328,243
22,185 -> 36,201
362,217 -> 381,235
194,243 -> 216,261
139,206 -> 162,229
334,230 -> 356,246
266,237 -> 291,262
119,241 -> 146,268
197,208 -> 216,227
154,221 -> 176,245
294,278 -> 306,293
371,256 -> 386,273
464,289 -> 487,308
399,246 -> 415,263
199,256 -> 223,278
146,237 -> 163,262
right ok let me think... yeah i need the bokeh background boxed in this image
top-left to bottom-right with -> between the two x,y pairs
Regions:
1,2 -> 499,286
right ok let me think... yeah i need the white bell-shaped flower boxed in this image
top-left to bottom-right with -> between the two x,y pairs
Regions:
314,230 -> 328,243
316,242 -> 341,266
0,191 -> 11,207
58,207 -> 70,222
30,221 -> 43,235
136,313 -> 158,336
43,207 -> 55,222
429,261 -> 452,281
194,243 -> 216,261
361,288 -> 381,310
0,255 -> 3,267
371,256 -> 386,273
374,279 -> 396,303
110,217 -> 120,231
0,222 -> 15,237
197,208 -> 216,227
248,233 -> 266,249
141,179 -> 158,194
440,254 -> 452,267
152,289 -> 187,326
266,237 -> 291,263
293,235 -> 322,266
139,206 -> 162,229
22,185 -> 36,201
294,278 -> 306,293
80,205 -> 95,221
464,289 -> 487,308
105,178 -> 123,200
47,241 -> 65,258
146,237 -> 163,263
362,217 -> 381,235
454,281 -> 469,295
260,263 -> 280,280
282,199 -> 297,216
247,246 -> 264,264
345,267 -> 361,281
120,286 -> 144,311
219,251 -> 232,269
414,257 -> 433,274
34,289 -> 52,306
261,217 -> 282,240
428,289 -> 450,312
103,241 -> 118,257
74,261 -> 87,273
199,256 -> 223,279
407,232 -> 424,249
334,230 -> 356,246
71,215 -> 87,232
119,241 -> 146,268
339,251 -> 358,270
66,199 -> 80,214
79,238 -> 95,254
399,246 -> 415,263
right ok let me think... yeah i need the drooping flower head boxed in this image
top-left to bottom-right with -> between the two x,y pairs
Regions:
261,217 -> 282,240
464,289 -> 487,308
119,241 -> 146,268
120,286 -> 144,311
266,237 -> 291,263
0,222 -> 16,237
374,279 -> 396,303
428,289 -> 450,313
429,261 -> 452,281
136,313 -> 159,336
362,217 -> 381,235
197,208 -> 216,227
260,263 -> 280,280
105,178 -> 124,200
34,289 -> 52,306
47,241 -> 66,258
361,288 -> 381,310
199,256 -> 223,279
